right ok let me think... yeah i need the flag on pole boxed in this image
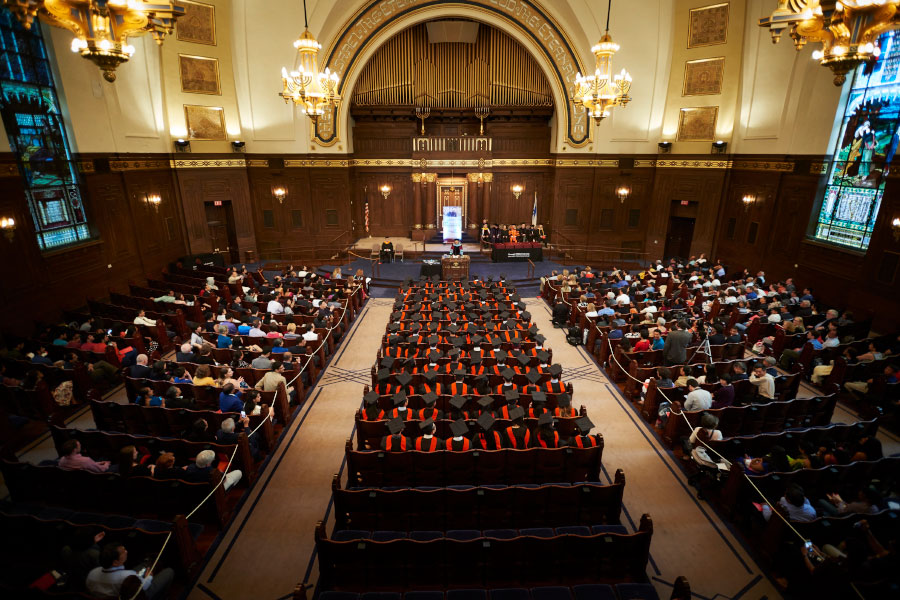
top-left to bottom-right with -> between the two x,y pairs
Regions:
531,191 -> 538,227
365,201 -> 370,234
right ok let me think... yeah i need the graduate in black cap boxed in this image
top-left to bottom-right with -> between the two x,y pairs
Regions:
534,412 -> 561,448
380,417 -> 409,451
528,391 -> 549,418
494,368 -> 518,394
448,394 -> 470,420
393,371 -> 415,396
449,368 -> 471,396
545,364 -> 566,394
386,391 -> 412,420
373,368 -> 393,395
522,369 -> 543,394
445,419 -> 471,451
475,411 -> 504,450
415,419 -> 443,452
361,391 -> 385,421
417,370 -> 443,395
495,389 -> 519,420
554,393 -> 577,418
417,391 -> 444,421
568,415 -> 601,448
503,406 -> 530,448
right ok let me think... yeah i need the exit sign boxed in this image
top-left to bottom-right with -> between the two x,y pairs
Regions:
680,200 -> 689,206
214,201 -> 222,206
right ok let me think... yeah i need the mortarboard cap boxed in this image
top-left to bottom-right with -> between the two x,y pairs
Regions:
427,322 -> 439,331
574,415 -> 594,434
422,371 -> 438,382
396,372 -> 412,386
526,370 -> 542,384
422,391 -> 438,405
471,335 -> 484,346
531,391 -> 547,404
376,368 -> 390,382
521,311 -> 532,321
426,349 -> 442,362
557,393 -> 572,407
470,355 -> 483,365
504,389 -> 520,402
516,354 -> 531,367
409,323 -> 421,333
450,420 -> 468,437
477,411 -> 496,431
392,391 -> 408,406
453,368 -> 467,377
509,406 -> 525,421
387,323 -> 400,333
447,323 -> 460,333
380,356 -> 395,369
537,350 -> 551,363
501,367 -> 515,379
419,418 -> 435,431
537,412 -> 554,427
477,397 -> 493,409
364,391 -> 380,405
391,311 -> 402,320
387,418 -> 405,435
495,350 -> 508,362
549,364 -> 563,376
535,334 -> 546,345
428,335 -> 440,345
410,314 -> 422,322
449,395 -> 467,410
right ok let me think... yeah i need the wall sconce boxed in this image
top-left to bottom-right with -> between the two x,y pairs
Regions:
231,141 -> 245,153
511,184 -> 523,199
892,217 -> 900,241
145,194 -> 161,212
658,141 -> 672,154
380,184 -> 391,200
616,184 -> 632,203
273,187 -> 287,204
0,216 -> 15,242
741,194 -> 756,212
174,138 -> 191,153
712,140 -> 728,154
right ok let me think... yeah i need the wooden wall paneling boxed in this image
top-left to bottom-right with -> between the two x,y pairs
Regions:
308,168 -> 352,242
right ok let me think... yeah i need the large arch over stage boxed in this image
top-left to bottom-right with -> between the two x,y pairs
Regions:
313,0 -> 589,152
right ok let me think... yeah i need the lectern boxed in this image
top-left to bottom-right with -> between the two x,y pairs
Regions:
441,255 -> 470,281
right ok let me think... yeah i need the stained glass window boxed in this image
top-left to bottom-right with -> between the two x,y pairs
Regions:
813,30 -> 900,251
0,10 -> 91,250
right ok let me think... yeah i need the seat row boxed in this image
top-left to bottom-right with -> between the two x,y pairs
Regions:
359,391 -> 575,414
307,582 -> 690,600
333,470 -> 624,531
0,459 -> 228,526
708,418 -> 879,460
316,516 -> 653,592
345,440 -> 603,487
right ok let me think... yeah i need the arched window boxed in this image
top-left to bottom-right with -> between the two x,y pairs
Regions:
812,30 -> 900,251
0,10 -> 91,250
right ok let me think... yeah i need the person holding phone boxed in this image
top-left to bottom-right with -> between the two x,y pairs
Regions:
85,543 -> 173,600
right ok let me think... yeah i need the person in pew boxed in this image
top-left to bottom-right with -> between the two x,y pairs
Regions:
148,361 -> 169,382
819,486 -> 883,517
554,393 -> 577,418
760,484 -> 818,523
446,419 -> 471,451
495,368 -> 518,394
418,391 -> 444,421
528,392 -> 549,418
749,364 -> 776,401
415,419 -> 443,451
135,387 -> 164,408
129,354 -> 152,379
504,406 -> 530,448
152,452 -> 181,480
216,325 -> 233,350
476,412 -> 504,449
175,342 -> 195,363
58,439 -> 110,473
361,392 -> 385,421
380,417 -> 409,451
742,445 -> 791,475
534,413 -> 561,448
545,364 -> 566,394
186,419 -> 214,443
172,367 -> 193,384
231,349 -> 251,369
116,445 -> 153,477
251,349 -> 273,370
844,364 -> 898,399
568,416 -> 601,448
86,543 -> 174,600
386,391 -> 412,420
193,364 -> 216,386
711,374 -> 735,409
218,382 -> 243,413
494,390 -> 519,420
448,394 -> 471,420
164,385 -> 193,409
684,379 -> 712,411
183,449 -> 243,491
60,528 -> 104,588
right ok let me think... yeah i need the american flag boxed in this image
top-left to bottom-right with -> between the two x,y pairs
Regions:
365,200 -> 369,234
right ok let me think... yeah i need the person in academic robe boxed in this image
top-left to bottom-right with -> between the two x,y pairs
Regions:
415,419 -> 443,452
360,391 -> 384,421
481,220 -> 491,243
380,238 -> 394,263
450,239 -> 463,256
445,419 -> 471,451
536,223 -> 547,245
476,412 -> 504,450
504,407 -> 531,448
380,418 -> 410,452
568,415 -> 602,448
533,413 -> 561,448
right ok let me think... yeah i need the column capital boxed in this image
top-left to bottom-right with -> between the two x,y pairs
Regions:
423,173 -> 437,183
482,173 -> 493,183
411,173 -> 422,183
466,172 -> 481,183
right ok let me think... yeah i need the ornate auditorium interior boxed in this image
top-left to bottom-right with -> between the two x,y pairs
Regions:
0,1 -> 899,599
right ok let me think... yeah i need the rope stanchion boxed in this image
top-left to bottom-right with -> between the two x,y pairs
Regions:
603,336 -> 811,544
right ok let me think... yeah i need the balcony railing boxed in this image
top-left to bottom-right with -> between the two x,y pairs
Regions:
413,136 -> 491,153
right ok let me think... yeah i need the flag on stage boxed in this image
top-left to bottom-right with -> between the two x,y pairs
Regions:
365,201 -> 370,234
531,192 -> 538,227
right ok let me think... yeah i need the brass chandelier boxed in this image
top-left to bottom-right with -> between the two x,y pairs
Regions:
572,0 -> 632,125
759,0 -> 900,86
279,0 -> 340,122
3,1 -> 184,82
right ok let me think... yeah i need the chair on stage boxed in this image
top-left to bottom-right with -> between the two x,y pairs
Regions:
395,244 -> 404,262
369,244 -> 379,265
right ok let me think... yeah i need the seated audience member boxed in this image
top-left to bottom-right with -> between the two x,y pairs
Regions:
117,445 -> 153,477
251,350 -> 273,370
218,382 -> 243,413
135,386 -> 163,407
193,345 -> 216,365
172,367 -> 193,384
186,418 -> 214,443
153,452 -> 180,480
85,543 -> 174,600
58,439 -> 110,473
844,364 -> 898,398
192,364 -> 215,386
749,364 -> 776,400
686,412 -> 723,469
183,449 -> 242,490
711,374 -> 735,408
164,385 -> 193,409
217,325 -> 233,349
255,362 -> 295,398
761,484 -> 818,522
684,379 -> 712,411
175,342 -> 195,362
818,486 -> 883,517
129,354 -> 152,379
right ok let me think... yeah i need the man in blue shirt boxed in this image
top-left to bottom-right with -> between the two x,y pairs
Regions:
218,383 -> 243,413
598,302 -> 616,317
651,330 -> 665,350
216,326 -> 233,349
778,331 -> 821,370
86,543 -> 173,600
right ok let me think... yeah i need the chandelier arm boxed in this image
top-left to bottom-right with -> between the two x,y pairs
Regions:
303,0 -> 308,29
605,0 -> 611,33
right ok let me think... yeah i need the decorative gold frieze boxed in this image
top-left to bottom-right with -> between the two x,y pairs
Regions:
76,160 -> 96,173
247,159 -> 269,167
809,162 -> 829,175
656,159 -> 733,169
170,158 -> 247,169
110,160 -> 170,171
553,159 -> 618,167
284,159 -> 350,167
732,160 -> 794,172
634,160 -> 656,168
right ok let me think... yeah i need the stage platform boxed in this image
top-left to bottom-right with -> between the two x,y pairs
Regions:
352,236 -> 482,256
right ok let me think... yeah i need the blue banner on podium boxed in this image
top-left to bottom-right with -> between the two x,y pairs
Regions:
442,206 -> 462,243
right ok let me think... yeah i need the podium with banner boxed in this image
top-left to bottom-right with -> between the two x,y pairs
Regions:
442,206 -> 462,242
441,255 -> 469,280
